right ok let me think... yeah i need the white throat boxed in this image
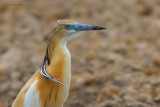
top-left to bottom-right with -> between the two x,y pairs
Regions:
60,30 -> 84,47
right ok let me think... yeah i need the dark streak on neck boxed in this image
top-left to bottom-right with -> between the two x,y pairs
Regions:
55,88 -> 57,102
44,100 -> 47,107
49,85 -> 54,101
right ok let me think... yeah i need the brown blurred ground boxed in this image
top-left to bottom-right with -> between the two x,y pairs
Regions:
0,0 -> 160,107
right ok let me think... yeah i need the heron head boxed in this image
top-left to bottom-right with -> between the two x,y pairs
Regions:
51,20 -> 106,44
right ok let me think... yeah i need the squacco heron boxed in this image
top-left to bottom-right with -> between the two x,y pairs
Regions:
12,20 -> 106,107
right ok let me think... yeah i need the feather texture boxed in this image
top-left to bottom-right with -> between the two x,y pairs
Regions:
12,20 -> 105,107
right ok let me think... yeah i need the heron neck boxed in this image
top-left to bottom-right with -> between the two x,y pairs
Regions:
46,36 -> 71,84
47,32 -> 68,61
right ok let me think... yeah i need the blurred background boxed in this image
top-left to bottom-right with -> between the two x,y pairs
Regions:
0,0 -> 160,107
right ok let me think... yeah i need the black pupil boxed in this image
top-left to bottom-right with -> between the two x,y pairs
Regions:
65,25 -> 69,29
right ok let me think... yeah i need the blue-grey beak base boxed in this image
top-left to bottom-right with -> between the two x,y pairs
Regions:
74,24 -> 106,31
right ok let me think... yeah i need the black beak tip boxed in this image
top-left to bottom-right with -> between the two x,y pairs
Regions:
93,26 -> 107,30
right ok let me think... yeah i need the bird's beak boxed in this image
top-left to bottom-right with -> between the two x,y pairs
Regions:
74,24 -> 106,31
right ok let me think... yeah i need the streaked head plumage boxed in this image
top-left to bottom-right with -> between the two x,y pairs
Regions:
57,20 -> 78,25
50,19 -> 106,42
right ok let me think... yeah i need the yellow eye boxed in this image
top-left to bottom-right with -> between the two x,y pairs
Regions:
64,25 -> 70,29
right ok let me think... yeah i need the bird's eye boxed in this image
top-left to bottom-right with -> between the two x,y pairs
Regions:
64,25 -> 70,29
